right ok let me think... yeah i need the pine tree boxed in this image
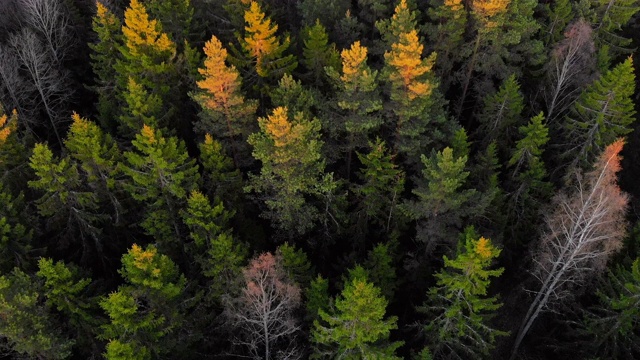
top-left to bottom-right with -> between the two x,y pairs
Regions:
100,244 -> 187,360
354,138 -> 405,231
563,57 -> 636,167
301,20 -> 340,87
89,2 -> 123,131
270,74 -> 318,119
542,0 -> 574,45
311,267 -> 403,359
383,29 -> 439,163
121,125 -> 199,250
198,134 -> 244,209
246,106 -> 326,236
420,228 -> 507,358
192,35 -> 257,168
326,41 -> 383,174
403,147 -> 477,252
232,1 -> 297,82
590,0 -> 640,50
0,268 -> 74,359
580,258 -> 640,359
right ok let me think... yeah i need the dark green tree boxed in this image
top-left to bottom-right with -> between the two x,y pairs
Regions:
301,20 -> 340,86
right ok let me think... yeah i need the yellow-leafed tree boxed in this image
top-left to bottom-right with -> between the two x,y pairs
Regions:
192,35 -> 257,168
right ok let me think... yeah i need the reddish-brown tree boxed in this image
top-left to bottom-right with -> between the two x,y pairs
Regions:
224,252 -> 302,360
511,139 -> 629,358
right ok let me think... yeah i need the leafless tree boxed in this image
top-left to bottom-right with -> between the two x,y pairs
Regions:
0,44 -> 34,130
10,29 -> 72,144
223,252 -> 303,360
543,20 -> 596,124
510,139 -> 629,359
17,0 -> 74,64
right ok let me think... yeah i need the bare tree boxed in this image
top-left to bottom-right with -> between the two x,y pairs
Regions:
17,0 -> 74,64
510,139 -> 629,359
0,44 -> 33,131
224,252 -> 303,360
543,20 -> 596,124
10,29 -> 71,144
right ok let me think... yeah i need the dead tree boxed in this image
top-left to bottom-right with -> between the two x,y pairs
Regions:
544,20 -> 596,124
17,0 -> 74,64
224,252 -> 302,360
10,29 -> 71,144
510,139 -> 629,359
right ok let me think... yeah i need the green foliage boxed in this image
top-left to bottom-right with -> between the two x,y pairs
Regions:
118,77 -> 163,137
182,190 -> 244,299
312,269 -> 403,359
277,242 -> 313,289
0,268 -> 74,359
424,0 -> 467,84
404,147 -> 476,251
121,125 -> 199,249
37,258 -> 91,320
364,242 -> 397,300
376,0 -> 420,50
590,0 -> 640,50
198,134 -> 244,208
145,0 -> 194,44
564,57 -> 636,167
270,74 -> 318,117
580,258 -> 640,359
246,107 -> 326,236
89,2 -> 123,131
298,0 -> 350,32
477,74 -> 525,156
0,183 -> 32,273
306,275 -> 330,321
420,228 -> 507,358
301,20 -> 340,86
542,0 -> 574,45
100,244 -> 187,359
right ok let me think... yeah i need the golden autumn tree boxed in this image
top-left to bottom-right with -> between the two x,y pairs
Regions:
384,29 -> 438,163
246,106 -> 326,236
191,35 -> 257,168
115,0 -> 178,137
231,1 -> 297,85
326,41 -> 383,176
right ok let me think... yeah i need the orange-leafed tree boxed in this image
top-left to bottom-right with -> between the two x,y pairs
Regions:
231,1 -> 297,84
511,139 -> 629,358
192,35 -> 257,168
223,252 -> 302,359
383,29 -> 438,163
115,0 -> 178,136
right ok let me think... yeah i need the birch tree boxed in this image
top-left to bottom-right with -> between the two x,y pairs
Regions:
511,139 -> 629,358
17,0 -> 74,64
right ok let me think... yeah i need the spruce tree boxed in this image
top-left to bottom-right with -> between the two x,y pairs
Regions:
301,20 -> 340,87
0,183 -> 32,273
375,0 -> 420,51
424,0 -> 467,87
198,134 -> 244,209
420,228 -> 507,359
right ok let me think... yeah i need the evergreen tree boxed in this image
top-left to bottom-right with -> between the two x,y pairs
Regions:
476,74 -> 525,157
424,0 -> 467,87
542,0 -> 574,45
590,0 -> 640,50
100,244 -> 187,360
383,29 -> 439,163
563,57 -> 636,167
145,0 -> 194,44
298,0 -> 350,34
301,20 -> 340,87
182,190 -> 244,298
0,183 -> 32,273
580,258 -> 640,359
270,74 -> 318,118
89,1 -> 123,132
191,35 -> 257,168
506,112 -> 552,237
198,134 -> 244,209
29,143 -> 105,263
404,147 -> 477,252
0,104 -> 27,192
0,268 -> 74,359
118,77 -> 163,137
311,267 -> 403,359
420,228 -> 507,359
375,0 -> 420,51
246,106 -> 326,236
276,242 -> 314,289
306,274 -> 330,322
121,125 -> 199,250
354,138 -> 405,232
364,242 -> 398,301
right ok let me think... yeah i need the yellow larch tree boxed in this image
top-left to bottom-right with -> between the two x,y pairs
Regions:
192,35 -> 257,168
384,29 -> 438,161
